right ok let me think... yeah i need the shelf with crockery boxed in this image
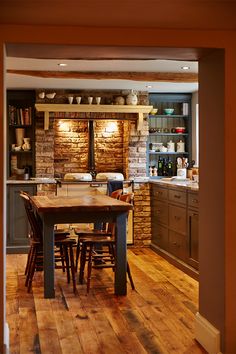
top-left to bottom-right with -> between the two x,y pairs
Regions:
147,93 -> 192,178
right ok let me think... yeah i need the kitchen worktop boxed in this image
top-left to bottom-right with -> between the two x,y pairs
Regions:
7,178 -> 57,184
149,178 -> 199,191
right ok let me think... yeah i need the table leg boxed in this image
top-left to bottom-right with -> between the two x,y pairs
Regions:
43,216 -> 55,298
115,212 -> 127,295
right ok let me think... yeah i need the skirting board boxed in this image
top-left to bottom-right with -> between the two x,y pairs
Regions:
4,322 -> 9,354
195,312 -> 221,354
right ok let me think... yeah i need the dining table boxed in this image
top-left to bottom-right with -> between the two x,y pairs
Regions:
30,190 -> 133,298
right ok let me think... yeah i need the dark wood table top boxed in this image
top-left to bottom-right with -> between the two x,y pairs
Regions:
31,194 -> 133,213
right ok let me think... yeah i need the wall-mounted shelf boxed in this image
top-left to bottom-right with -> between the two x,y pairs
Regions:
35,103 -> 153,130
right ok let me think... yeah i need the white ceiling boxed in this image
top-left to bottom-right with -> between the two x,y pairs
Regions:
6,58 -> 198,93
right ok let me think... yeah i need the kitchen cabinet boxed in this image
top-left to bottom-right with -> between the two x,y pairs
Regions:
7,90 -> 36,179
151,182 -> 199,278
7,183 -> 37,253
147,93 -> 192,178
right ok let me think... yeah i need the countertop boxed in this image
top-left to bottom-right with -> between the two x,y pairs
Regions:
149,178 -> 199,191
7,178 -> 57,184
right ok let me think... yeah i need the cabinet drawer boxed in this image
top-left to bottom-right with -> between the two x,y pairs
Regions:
188,192 -> 199,209
152,200 -> 168,226
169,205 -> 186,234
169,230 -> 187,261
169,189 -> 187,205
151,186 -> 168,201
152,223 -> 168,250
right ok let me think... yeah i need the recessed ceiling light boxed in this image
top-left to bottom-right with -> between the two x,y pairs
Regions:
181,66 -> 190,70
146,85 -> 152,88
58,63 -> 67,67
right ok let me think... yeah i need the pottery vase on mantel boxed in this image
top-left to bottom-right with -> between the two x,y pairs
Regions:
126,90 -> 138,105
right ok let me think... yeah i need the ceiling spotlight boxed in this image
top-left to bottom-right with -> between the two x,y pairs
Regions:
58,63 -> 67,67
146,85 -> 152,88
181,66 -> 190,70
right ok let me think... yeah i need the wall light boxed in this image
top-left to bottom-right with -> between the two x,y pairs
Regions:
58,121 -> 70,132
105,121 -> 118,133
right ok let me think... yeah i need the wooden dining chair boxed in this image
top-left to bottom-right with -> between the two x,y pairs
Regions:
20,191 -> 77,293
75,192 -> 135,293
74,187 -> 123,271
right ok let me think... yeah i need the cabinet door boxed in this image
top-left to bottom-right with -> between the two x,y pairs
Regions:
152,200 -> 168,226
169,230 -> 187,261
7,184 -> 36,252
152,222 -> 168,250
168,204 -> 187,235
187,209 -> 199,269
151,185 -> 168,201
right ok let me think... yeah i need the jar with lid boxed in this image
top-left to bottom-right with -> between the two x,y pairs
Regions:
126,90 -> 138,105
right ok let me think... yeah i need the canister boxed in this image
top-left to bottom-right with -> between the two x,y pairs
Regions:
177,140 -> 185,152
167,140 -> 175,152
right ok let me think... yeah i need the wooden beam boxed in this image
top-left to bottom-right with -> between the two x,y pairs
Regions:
7,69 -> 198,82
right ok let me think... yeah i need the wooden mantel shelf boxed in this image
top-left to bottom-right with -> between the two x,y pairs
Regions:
35,103 -> 153,130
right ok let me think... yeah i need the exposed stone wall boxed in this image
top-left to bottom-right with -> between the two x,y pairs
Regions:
35,118 -> 55,177
133,182 -> 151,247
54,119 -> 89,175
35,89 -> 151,246
94,120 -> 124,174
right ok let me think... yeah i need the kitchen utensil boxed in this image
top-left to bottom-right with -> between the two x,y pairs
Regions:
46,92 -> 56,99
76,96 -> 82,104
175,127 -> 186,133
177,168 -> 187,178
177,140 -> 185,152
88,96 -> 93,104
177,157 -> 183,168
68,96 -> 74,104
149,128 -> 157,133
167,140 -> 175,152
150,108 -> 158,115
164,108 -> 174,115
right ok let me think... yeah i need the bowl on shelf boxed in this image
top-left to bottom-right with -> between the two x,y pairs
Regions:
14,168 -> 25,175
150,108 -> 158,115
164,108 -> 174,115
175,127 -> 186,133
149,128 -> 157,133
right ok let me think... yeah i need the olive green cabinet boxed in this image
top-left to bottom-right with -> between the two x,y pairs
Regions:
151,183 -> 199,277
7,184 -> 37,253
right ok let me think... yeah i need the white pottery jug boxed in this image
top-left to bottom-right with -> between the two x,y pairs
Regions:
126,90 -> 138,105
22,137 -> 31,151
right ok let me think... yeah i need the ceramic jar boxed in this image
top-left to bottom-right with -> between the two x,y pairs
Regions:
126,90 -> 138,105
22,138 -> 31,151
177,140 -> 185,152
115,96 -> 125,105
167,140 -> 175,152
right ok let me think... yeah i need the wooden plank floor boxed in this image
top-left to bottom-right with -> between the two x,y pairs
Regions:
6,248 -> 206,354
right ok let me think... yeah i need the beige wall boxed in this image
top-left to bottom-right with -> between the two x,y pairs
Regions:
0,24 -> 236,353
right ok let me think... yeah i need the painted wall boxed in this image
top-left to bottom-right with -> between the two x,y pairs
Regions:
0,24 -> 236,353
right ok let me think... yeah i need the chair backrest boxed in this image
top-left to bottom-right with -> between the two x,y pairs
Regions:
19,191 -> 43,243
119,192 -> 134,204
110,189 -> 123,199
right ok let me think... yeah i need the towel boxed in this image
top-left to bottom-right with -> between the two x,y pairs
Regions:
107,180 -> 123,195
